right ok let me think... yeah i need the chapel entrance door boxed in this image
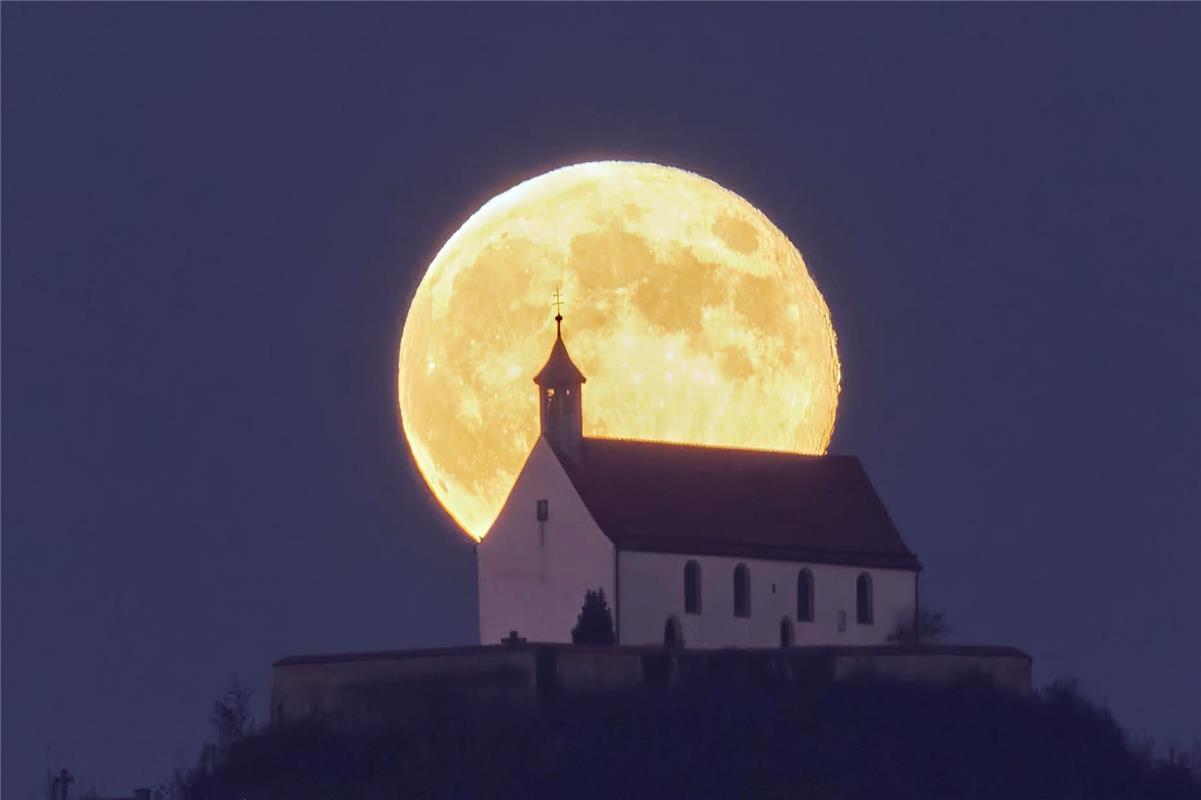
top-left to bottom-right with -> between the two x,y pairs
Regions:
780,617 -> 795,648
664,616 -> 682,648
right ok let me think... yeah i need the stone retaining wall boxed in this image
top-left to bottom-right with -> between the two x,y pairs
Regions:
271,643 -> 1031,724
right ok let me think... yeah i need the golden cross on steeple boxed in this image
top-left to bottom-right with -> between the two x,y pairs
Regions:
553,287 -> 564,320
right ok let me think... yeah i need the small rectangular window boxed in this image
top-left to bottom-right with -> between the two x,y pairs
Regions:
837,611 -> 847,632
536,499 -> 549,522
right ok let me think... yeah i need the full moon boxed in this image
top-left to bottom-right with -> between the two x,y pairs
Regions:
398,162 -> 840,540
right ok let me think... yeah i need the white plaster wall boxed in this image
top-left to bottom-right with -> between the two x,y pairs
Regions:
477,438 -> 616,645
619,552 -> 916,648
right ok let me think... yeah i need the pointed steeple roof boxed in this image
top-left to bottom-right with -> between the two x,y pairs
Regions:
533,315 -> 587,386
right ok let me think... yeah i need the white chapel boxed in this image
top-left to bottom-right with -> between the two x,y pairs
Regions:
477,314 -> 922,649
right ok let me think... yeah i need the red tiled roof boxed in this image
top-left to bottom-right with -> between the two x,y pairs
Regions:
558,438 -> 920,571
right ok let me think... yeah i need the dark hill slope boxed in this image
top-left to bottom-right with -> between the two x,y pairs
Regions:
180,675 -> 1199,800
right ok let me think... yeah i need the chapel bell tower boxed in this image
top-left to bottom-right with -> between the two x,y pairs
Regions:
533,307 -> 586,462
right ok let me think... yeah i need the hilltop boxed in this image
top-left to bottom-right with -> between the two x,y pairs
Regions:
172,673 -> 1198,800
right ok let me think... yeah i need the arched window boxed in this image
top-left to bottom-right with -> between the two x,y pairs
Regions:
797,569 -> 814,622
856,572 -> 874,624
684,560 -> 702,614
733,563 -> 751,618
664,615 -> 683,648
780,617 -> 795,648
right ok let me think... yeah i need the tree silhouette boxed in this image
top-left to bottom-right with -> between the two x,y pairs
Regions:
888,607 -> 951,644
210,678 -> 254,749
571,588 -> 616,645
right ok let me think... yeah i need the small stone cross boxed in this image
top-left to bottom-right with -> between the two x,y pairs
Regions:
52,769 -> 74,800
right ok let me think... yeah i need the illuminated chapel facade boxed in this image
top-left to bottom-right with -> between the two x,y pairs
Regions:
476,317 -> 922,649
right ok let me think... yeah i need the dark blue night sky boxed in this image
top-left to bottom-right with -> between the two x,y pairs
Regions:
3,5 -> 1199,796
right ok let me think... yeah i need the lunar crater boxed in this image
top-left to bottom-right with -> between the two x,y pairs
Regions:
399,162 -> 839,539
